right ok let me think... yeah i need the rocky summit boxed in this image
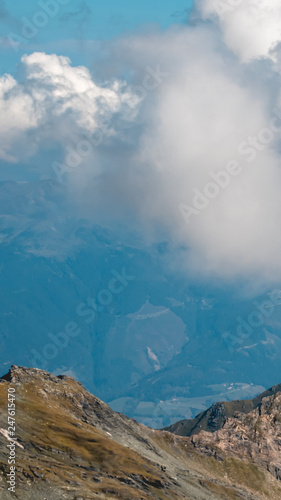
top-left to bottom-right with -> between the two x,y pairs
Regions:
0,367 -> 281,499
164,383 -> 281,437
191,392 -> 281,481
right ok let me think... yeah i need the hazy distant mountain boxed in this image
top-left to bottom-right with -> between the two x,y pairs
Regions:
1,180 -> 281,428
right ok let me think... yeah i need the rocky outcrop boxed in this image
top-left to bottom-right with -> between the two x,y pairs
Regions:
191,392 -> 281,480
164,382 -> 281,436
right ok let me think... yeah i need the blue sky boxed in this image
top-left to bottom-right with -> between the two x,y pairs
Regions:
0,0 -> 193,73
0,0 -> 193,181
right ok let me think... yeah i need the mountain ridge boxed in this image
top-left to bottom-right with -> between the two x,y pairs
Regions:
164,382 -> 281,436
3,179 -> 281,429
1,366 -> 281,499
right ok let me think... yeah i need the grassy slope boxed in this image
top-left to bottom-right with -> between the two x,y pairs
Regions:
0,378 -> 176,499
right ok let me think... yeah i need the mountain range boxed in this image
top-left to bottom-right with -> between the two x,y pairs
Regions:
1,366 -> 281,499
164,382 -> 281,436
1,180 -> 281,428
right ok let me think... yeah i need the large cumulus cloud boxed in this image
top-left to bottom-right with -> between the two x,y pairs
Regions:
2,2 -> 281,290
0,52 -> 136,164
197,0 -> 281,62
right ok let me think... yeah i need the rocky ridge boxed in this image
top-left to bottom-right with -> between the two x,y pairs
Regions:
164,382 -> 281,436
0,366 -> 281,499
191,392 -> 281,481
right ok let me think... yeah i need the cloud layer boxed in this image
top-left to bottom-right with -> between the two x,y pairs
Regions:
197,0 -> 281,62
0,52 -> 135,164
2,2 -> 281,289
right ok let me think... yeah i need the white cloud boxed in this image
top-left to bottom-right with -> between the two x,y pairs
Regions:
0,52 -> 136,163
196,0 -> 281,62
0,72 -> 39,143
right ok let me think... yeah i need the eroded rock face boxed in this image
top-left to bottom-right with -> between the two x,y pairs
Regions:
191,393 -> 281,478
